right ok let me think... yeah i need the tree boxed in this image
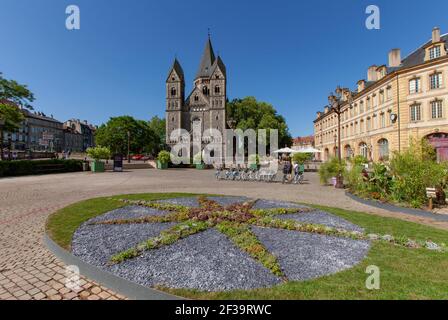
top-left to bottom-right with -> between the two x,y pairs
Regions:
95,116 -> 158,156
226,97 -> 292,150
148,116 -> 167,155
0,73 -> 35,160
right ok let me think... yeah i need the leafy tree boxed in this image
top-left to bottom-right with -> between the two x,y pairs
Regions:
293,153 -> 313,164
0,73 -> 35,160
148,116 -> 167,154
226,97 -> 292,149
95,116 -> 158,156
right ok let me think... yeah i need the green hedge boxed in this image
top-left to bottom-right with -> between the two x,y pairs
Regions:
0,159 -> 84,177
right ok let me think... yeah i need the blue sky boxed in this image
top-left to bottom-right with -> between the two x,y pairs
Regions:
1,0 -> 447,137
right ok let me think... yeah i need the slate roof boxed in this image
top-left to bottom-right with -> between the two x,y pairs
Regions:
167,58 -> 184,81
195,38 -> 216,79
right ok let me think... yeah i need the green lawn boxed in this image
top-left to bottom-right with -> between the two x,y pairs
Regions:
45,193 -> 448,299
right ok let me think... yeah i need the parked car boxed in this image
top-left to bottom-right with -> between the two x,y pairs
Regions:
131,154 -> 144,161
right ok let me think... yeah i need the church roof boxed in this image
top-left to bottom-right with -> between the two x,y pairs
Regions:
211,56 -> 226,78
167,58 -> 184,81
195,38 -> 216,79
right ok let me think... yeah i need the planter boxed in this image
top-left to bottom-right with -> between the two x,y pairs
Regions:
196,163 -> 205,170
157,160 -> 168,170
91,161 -> 105,173
249,164 -> 259,170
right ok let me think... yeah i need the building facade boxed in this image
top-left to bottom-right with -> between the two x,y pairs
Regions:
314,27 -> 448,163
165,37 -> 227,155
63,119 -> 96,152
292,135 -> 315,150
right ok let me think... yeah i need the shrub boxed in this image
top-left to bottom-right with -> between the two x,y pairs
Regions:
389,141 -> 446,207
292,153 -> 312,164
319,157 -> 346,185
86,146 -> 111,161
157,150 -> 171,164
193,152 -> 202,164
0,159 -> 83,177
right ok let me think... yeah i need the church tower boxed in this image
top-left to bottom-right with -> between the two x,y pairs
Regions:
165,36 -> 227,153
165,58 -> 185,144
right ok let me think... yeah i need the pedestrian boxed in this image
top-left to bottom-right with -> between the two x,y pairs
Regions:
282,158 -> 291,184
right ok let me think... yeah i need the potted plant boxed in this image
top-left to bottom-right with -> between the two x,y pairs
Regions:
193,152 -> 205,170
157,150 -> 170,169
86,146 -> 111,173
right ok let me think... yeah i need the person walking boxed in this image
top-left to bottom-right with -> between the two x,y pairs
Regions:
282,158 -> 291,184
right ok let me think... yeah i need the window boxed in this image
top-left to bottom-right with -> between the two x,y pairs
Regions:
373,95 -> 378,108
410,104 -> 421,121
360,120 -> 364,133
366,117 -> 371,131
430,73 -> 443,89
202,86 -> 209,95
431,100 -> 443,119
367,97 -> 371,110
359,143 -> 368,159
380,113 -> 385,128
386,87 -> 392,100
429,46 -> 441,60
194,95 -> 199,102
379,91 -> 385,104
170,87 -> 177,96
409,78 -> 421,94
214,86 -> 220,94
359,101 -> 364,114
378,139 -> 389,159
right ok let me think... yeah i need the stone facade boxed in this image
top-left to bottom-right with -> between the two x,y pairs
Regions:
314,27 -> 448,163
166,37 -> 227,155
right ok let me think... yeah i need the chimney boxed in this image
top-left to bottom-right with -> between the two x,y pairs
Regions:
367,65 -> 378,82
388,49 -> 401,68
432,27 -> 441,43
357,80 -> 366,92
316,111 -> 322,119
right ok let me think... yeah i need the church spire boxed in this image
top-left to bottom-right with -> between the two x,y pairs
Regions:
195,36 -> 216,79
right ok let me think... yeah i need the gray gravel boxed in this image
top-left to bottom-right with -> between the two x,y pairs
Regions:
155,197 -> 200,207
277,211 -> 364,232
88,205 -> 171,223
253,199 -> 309,209
72,221 -> 176,267
107,229 -> 281,291
252,226 -> 370,281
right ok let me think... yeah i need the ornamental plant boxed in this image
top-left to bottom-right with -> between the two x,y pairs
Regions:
157,150 -> 171,164
86,146 -> 111,161
319,157 -> 347,185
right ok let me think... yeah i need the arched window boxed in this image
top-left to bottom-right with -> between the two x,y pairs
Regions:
359,142 -> 368,159
344,145 -> 352,159
171,87 -> 176,97
378,139 -> 389,160
214,86 -> 220,94
202,86 -> 209,96
194,95 -> 199,102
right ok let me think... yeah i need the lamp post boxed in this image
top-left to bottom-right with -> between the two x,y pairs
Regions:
127,130 -> 131,164
328,86 -> 353,189
0,119 -> 4,161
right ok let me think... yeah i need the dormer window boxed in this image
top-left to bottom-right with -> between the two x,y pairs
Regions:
429,46 -> 441,60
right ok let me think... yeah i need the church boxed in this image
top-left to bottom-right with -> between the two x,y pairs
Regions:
165,36 -> 227,154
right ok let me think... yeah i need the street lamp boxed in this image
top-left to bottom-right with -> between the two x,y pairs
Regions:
328,86 -> 354,189
127,130 -> 131,164
0,119 -> 4,161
